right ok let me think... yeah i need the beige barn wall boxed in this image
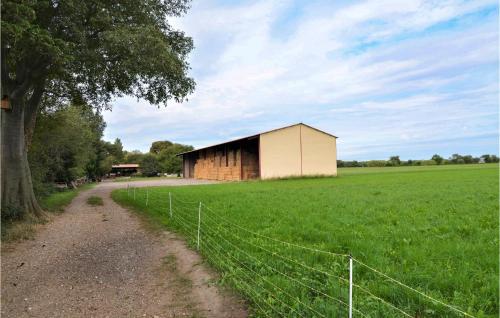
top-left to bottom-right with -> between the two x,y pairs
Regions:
259,125 -> 301,179
300,125 -> 337,176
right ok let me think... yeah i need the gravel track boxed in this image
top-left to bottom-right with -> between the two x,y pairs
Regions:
1,179 -> 247,318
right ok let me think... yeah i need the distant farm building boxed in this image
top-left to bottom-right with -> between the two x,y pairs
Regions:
178,123 -> 337,181
111,164 -> 140,176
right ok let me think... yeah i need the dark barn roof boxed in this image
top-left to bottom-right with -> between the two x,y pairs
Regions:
177,123 -> 338,157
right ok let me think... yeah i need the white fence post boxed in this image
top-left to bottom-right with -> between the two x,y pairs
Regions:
133,187 -> 136,200
127,184 -> 130,197
146,188 -> 149,206
349,255 -> 353,318
169,192 -> 172,218
197,202 -> 202,250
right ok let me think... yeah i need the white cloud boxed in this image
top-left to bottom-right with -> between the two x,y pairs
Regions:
103,0 -> 498,159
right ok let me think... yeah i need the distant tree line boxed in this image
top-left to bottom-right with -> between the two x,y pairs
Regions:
337,154 -> 499,168
102,139 -> 194,177
28,105 -> 193,200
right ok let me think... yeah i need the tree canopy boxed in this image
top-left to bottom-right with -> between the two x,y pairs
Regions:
2,0 -> 195,110
28,105 -> 105,196
102,138 -> 125,163
1,0 -> 195,219
122,140 -> 193,175
150,141 -> 174,154
140,154 -> 161,177
154,141 -> 193,174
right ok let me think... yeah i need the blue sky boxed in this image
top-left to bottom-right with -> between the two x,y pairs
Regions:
103,0 -> 499,160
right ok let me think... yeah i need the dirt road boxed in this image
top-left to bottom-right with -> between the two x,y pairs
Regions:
1,180 -> 247,318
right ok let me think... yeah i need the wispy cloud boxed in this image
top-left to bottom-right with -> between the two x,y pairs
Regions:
103,0 -> 498,160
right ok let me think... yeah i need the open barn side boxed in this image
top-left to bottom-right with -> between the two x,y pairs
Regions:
182,137 -> 260,181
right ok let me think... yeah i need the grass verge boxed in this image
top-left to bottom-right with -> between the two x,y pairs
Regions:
86,196 -> 103,206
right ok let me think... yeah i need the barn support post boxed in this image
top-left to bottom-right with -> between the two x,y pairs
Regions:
169,192 -> 172,218
349,255 -> 353,318
240,141 -> 244,180
197,202 -> 202,250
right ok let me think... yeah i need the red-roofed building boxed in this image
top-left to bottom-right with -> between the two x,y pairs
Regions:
111,164 -> 140,176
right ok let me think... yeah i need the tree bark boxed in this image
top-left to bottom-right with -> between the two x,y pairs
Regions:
1,98 -> 44,220
24,82 -> 45,148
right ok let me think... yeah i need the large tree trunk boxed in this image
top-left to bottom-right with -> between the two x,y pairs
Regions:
1,98 -> 44,220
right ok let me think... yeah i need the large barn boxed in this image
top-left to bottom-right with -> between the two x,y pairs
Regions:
178,123 -> 337,181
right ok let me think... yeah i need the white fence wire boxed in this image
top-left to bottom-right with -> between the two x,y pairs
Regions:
126,186 -> 477,318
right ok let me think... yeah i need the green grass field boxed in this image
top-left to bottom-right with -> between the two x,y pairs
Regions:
112,164 -> 498,317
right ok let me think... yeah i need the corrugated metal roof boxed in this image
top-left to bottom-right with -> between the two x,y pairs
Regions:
177,123 -> 337,156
